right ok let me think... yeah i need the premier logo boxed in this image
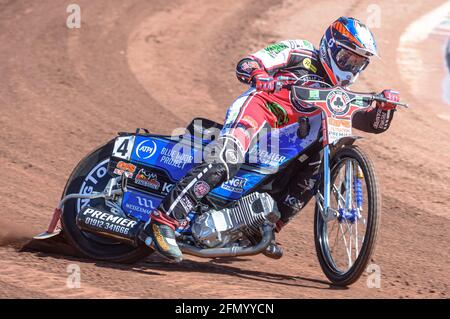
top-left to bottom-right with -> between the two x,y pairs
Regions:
82,208 -> 138,228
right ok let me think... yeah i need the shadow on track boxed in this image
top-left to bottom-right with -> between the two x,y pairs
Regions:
20,233 -> 346,291
138,254 -> 346,290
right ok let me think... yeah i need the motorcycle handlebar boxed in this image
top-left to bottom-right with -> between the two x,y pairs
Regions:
370,94 -> 409,108
275,76 -> 409,108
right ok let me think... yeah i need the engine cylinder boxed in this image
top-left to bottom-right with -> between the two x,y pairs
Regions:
192,192 -> 280,248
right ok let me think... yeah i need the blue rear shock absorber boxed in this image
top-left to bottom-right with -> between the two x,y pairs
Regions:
354,176 -> 363,209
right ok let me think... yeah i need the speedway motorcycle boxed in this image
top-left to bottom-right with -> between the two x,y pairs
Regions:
34,80 -> 407,286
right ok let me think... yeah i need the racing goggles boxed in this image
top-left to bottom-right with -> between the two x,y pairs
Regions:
335,47 -> 370,74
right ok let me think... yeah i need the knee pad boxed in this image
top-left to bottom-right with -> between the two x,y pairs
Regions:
204,135 -> 244,180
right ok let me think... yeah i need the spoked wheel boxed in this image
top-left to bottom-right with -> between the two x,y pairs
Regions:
314,145 -> 380,286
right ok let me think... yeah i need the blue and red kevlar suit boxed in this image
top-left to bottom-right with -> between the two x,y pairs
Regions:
158,40 -> 395,225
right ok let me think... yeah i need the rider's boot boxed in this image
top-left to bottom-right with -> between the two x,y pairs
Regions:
139,210 -> 182,263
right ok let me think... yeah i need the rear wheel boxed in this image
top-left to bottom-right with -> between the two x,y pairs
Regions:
314,145 -> 380,286
60,140 -> 152,263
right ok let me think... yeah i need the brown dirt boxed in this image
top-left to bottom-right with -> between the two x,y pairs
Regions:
0,0 -> 449,298
0,220 -> 35,248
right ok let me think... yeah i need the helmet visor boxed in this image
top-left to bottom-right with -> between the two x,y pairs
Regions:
335,47 -> 369,74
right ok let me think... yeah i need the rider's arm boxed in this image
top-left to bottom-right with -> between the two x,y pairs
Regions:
236,40 -> 317,84
352,107 -> 395,134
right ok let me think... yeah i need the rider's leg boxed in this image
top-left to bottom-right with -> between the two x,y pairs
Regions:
275,152 -> 321,231
139,90 -> 271,262
138,136 -> 244,262
261,153 -> 321,259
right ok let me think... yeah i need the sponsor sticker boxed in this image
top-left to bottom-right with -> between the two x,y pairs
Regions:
159,147 -> 193,169
353,96 -> 365,107
81,207 -> 138,230
241,60 -> 260,72
77,159 -> 109,211
135,139 -> 158,160
122,191 -> 162,220
134,168 -> 160,190
180,196 -> 195,213
221,176 -> 247,193
175,212 -> 196,234
113,161 -> 136,178
326,89 -> 351,116
193,181 -> 210,199
257,150 -> 286,166
284,194 -> 304,210
162,182 -> 174,194
264,43 -> 289,57
302,58 -> 317,73
327,118 -> 352,143
328,117 -> 351,128
309,90 -> 321,100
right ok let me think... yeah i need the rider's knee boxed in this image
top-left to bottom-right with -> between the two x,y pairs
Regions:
204,135 -> 245,180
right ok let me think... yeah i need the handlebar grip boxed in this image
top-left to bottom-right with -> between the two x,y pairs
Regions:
277,76 -> 297,82
372,94 -> 409,108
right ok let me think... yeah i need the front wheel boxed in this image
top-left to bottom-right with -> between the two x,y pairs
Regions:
314,145 -> 380,286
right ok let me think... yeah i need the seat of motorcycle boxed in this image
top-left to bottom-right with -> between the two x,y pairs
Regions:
186,117 -> 223,138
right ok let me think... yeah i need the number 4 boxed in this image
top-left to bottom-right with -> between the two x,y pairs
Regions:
117,139 -> 129,157
112,136 -> 135,160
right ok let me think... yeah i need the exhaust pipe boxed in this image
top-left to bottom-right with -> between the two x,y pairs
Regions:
178,224 -> 273,258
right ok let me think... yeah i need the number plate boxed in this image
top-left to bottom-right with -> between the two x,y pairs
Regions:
112,136 -> 135,160
326,118 -> 352,144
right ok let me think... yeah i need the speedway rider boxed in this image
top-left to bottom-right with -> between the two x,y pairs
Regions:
139,17 -> 401,262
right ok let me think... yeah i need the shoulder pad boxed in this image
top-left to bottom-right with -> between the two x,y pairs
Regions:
289,39 -> 316,52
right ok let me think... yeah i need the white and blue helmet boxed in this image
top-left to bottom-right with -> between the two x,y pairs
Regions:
320,17 -> 378,86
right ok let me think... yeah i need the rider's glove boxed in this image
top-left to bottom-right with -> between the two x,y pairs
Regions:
377,89 -> 400,111
251,69 -> 277,93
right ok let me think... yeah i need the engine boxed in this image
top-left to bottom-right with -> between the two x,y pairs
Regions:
191,192 -> 280,248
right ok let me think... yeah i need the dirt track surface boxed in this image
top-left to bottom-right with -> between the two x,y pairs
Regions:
0,0 -> 449,298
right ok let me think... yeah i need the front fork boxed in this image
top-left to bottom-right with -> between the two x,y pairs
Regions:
316,145 -> 335,222
316,144 -> 363,223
